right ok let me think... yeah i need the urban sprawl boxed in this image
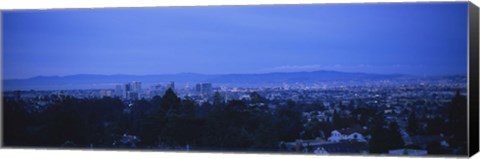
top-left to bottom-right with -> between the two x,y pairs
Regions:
3,78 -> 468,156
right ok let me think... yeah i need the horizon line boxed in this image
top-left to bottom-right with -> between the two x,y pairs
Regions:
3,69 -> 468,80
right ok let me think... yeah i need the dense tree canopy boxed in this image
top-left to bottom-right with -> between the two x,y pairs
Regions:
3,89 -> 466,155
2,89 -> 303,151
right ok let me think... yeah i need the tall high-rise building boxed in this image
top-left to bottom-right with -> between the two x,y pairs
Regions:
124,82 -> 141,100
125,83 -> 131,99
115,85 -> 123,97
125,83 -> 132,93
131,81 -> 142,93
195,84 -> 202,93
196,83 -> 213,97
202,83 -> 212,96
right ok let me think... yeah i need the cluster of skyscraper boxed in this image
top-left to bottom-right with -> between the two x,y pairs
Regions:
195,83 -> 213,97
114,81 -> 142,100
114,81 -> 176,100
111,81 -> 216,101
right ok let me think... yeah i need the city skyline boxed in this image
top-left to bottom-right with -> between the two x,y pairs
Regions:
2,2 -> 473,156
3,2 -> 468,79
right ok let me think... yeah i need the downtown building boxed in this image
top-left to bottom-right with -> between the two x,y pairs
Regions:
196,83 -> 213,97
124,81 -> 142,100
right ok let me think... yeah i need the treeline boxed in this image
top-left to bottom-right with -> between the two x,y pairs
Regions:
3,89 -> 304,151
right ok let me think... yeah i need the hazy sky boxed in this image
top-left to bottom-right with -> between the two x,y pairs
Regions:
2,2 -> 468,79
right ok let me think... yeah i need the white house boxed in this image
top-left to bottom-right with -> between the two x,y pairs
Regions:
327,127 -> 367,143
327,130 -> 343,142
346,132 -> 367,142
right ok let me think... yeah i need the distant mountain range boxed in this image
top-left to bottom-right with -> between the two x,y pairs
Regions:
1,70 -> 462,91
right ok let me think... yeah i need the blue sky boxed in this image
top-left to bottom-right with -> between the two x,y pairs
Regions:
2,2 -> 468,79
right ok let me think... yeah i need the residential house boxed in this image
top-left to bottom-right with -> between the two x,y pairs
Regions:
327,125 -> 368,143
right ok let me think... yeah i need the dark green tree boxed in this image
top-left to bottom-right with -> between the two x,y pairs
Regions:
302,119 -> 322,139
42,97 -> 89,146
250,91 -> 264,104
3,98 -> 30,146
274,101 -> 303,142
388,121 -> 405,150
447,90 -> 467,155
160,88 -> 180,110
407,112 -> 418,135
332,110 -> 342,129
427,141 -> 448,155
426,117 -> 446,135
369,115 -> 389,153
